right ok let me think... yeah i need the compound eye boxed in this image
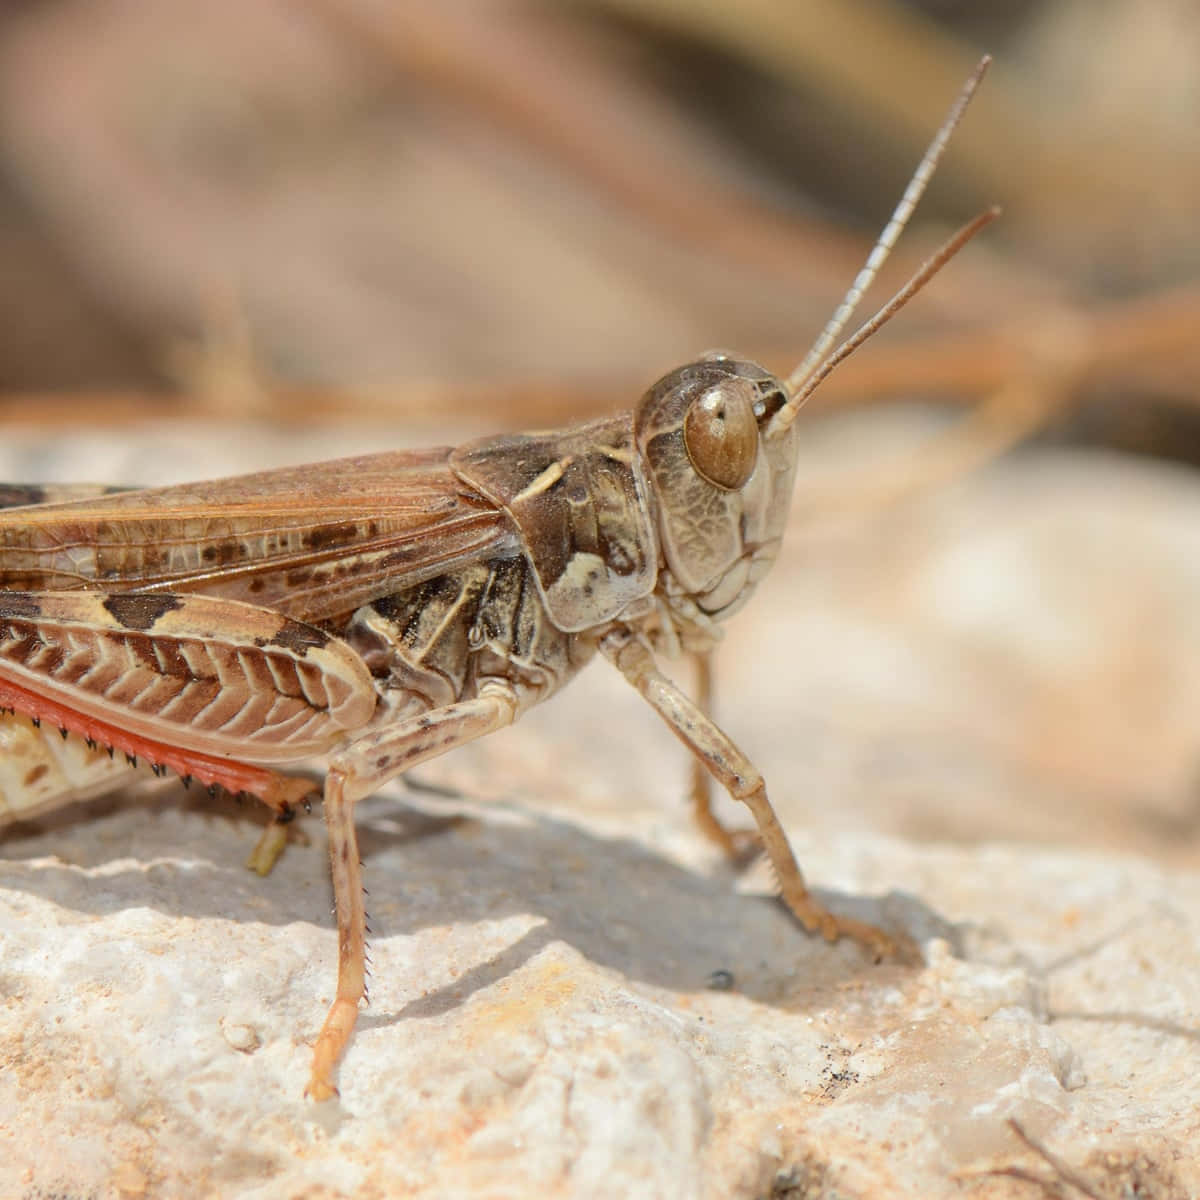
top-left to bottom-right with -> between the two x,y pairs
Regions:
683,381 -> 759,491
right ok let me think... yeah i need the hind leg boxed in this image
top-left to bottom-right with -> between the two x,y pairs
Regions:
305,680 -> 520,1100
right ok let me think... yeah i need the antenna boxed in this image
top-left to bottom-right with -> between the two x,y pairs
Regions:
771,55 -> 992,435
774,207 -> 999,435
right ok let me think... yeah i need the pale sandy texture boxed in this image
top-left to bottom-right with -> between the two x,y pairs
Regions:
2,419 -> 1199,1198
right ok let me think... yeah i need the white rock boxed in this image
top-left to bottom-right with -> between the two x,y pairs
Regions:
3,802 -> 1198,1198
3,425 -> 1200,1196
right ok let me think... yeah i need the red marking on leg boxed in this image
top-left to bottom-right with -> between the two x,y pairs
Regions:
0,676 -> 306,810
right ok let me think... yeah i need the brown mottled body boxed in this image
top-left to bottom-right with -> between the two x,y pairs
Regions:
0,62 -> 993,1099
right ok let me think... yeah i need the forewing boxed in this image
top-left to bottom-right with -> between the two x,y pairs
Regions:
0,449 -> 516,625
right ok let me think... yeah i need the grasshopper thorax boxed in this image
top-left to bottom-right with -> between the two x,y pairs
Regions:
634,354 -> 799,621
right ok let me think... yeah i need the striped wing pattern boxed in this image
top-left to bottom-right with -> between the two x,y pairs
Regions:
0,591 -> 377,762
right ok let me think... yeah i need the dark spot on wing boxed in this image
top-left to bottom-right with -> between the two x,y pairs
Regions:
202,540 -> 245,566
268,619 -> 328,656
23,763 -> 49,786
125,634 -> 160,673
103,594 -> 184,631
307,522 -> 358,552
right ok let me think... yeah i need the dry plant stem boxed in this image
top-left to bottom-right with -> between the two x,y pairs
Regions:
575,0 -> 1120,214
8,280 -> 1200,432
602,630 -> 894,960
806,282 -> 1200,415
315,0 -> 878,286
799,368 -> 1081,523
788,298 -> 1090,520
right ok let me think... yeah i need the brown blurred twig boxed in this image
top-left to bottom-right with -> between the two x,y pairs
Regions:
310,0 -> 885,289
3,282 -> 1198,437
311,0 -> 1031,318
571,0 -> 1197,270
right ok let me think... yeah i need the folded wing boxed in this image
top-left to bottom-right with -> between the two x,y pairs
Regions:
0,449 -> 516,626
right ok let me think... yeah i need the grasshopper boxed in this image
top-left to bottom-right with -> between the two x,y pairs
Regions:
0,62 -> 993,1100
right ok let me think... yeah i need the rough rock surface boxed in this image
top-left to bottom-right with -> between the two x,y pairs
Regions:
2,418 -> 1200,1198
4,805 -> 1198,1198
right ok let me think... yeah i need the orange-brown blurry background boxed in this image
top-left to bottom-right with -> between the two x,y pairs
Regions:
2,0 -> 1200,867
1,0 -> 1197,439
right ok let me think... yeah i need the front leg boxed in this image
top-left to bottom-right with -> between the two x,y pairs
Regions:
601,628 -> 896,960
305,680 -> 519,1101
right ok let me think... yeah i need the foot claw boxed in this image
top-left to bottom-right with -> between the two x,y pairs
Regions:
785,899 -> 919,965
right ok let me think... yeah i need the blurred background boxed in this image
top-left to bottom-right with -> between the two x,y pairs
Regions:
2,0 -> 1200,870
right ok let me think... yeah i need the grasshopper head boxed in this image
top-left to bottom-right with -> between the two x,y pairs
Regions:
631,68 -> 998,622
633,58 -> 997,626
634,353 -> 799,621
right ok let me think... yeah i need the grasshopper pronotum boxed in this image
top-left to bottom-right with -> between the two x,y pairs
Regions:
0,61 -> 993,1099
